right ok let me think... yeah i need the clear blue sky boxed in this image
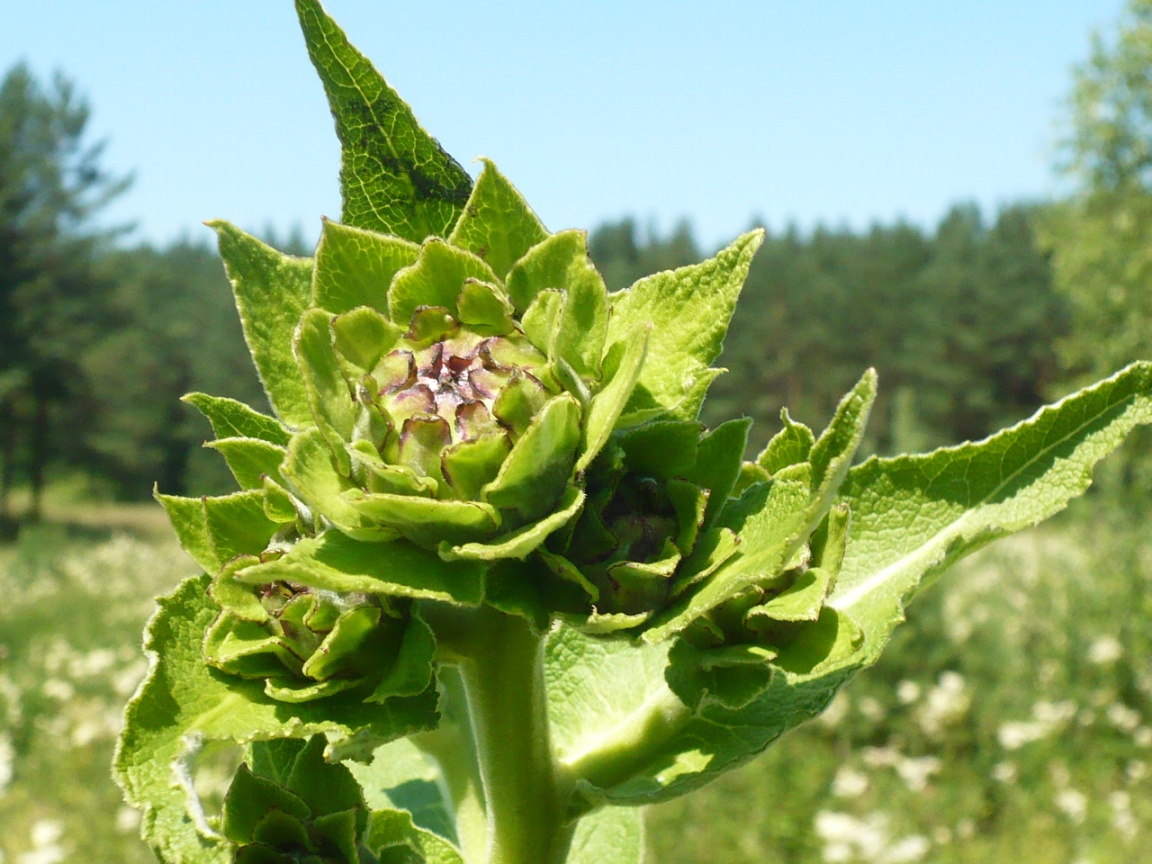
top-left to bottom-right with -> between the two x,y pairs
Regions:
0,1 -> 1129,251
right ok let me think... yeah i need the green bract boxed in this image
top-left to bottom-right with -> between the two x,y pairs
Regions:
114,3 -> 1152,864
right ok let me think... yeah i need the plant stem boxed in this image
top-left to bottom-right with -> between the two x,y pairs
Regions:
447,606 -> 574,864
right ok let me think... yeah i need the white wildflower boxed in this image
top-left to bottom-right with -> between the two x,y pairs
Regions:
884,834 -> 930,863
1088,636 -> 1124,665
1056,788 -> 1087,824
814,811 -> 889,863
896,680 -> 921,705
1126,760 -> 1148,783
894,756 -> 941,793
817,691 -> 850,728
998,721 -> 1045,751
18,819 -> 65,864
1107,702 -> 1141,733
998,701 -> 1076,750
1135,726 -> 1152,748
831,766 -> 869,798
41,679 -> 73,701
1110,790 -> 1137,839
0,732 -> 13,793
116,806 -> 141,834
991,761 -> 1018,784
112,658 -> 148,697
862,746 -> 899,769
917,671 -> 969,737
1034,700 -> 1077,725
68,647 -> 116,678
858,696 -> 886,722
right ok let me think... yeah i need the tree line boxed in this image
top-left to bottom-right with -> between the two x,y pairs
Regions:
4,0 -> 1152,519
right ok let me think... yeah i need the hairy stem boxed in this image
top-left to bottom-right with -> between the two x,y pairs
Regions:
443,606 -> 574,864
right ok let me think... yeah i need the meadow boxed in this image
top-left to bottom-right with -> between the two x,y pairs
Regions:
0,491 -> 1149,864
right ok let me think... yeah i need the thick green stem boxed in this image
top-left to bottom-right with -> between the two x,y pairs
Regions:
445,606 -> 573,864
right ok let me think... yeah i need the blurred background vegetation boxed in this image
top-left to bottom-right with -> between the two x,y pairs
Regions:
6,2 -> 1152,863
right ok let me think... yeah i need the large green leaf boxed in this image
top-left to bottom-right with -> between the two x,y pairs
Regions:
829,360 -> 1152,661
295,0 -> 472,241
209,221 -> 314,427
606,230 -> 763,424
114,575 -> 438,864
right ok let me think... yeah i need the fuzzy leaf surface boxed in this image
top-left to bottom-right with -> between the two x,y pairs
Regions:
829,360 -> 1152,661
606,230 -> 763,423
295,0 -> 472,241
448,158 -> 548,278
210,221 -> 314,427
313,219 -> 420,314
183,394 -> 291,446
114,575 -> 438,864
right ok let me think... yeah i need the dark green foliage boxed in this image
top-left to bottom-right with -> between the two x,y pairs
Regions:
0,63 -> 128,520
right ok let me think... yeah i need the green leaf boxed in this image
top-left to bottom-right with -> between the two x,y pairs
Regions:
210,221 -> 314,427
313,219 -> 420,315
332,306 -> 403,371
295,0 -> 472,241
482,394 -> 581,520
577,327 -> 649,472
295,308 -> 356,473
367,809 -> 465,864
641,370 -> 876,643
114,575 -> 438,864
520,288 -> 563,357
282,427 -> 397,541
222,764 -> 311,844
504,230 -> 611,381
756,409 -> 814,475
206,438 -> 286,490
684,417 -> 752,533
183,393 -> 291,446
388,239 -> 500,326
235,529 -> 485,606
439,486 -> 585,562
617,420 -> 702,478
156,489 -> 280,574
829,360 -> 1152,664
641,477 -> 810,644
448,158 -> 549,278
343,490 -> 501,547
566,363 -> 1152,811
553,615 -> 858,809
746,567 -> 832,623
606,230 -> 763,423
566,805 -> 645,864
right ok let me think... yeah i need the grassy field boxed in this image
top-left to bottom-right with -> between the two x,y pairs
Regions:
1,495 -> 1149,863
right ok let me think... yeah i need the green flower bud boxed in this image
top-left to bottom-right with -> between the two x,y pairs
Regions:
222,737 -> 377,864
541,421 -> 744,635
203,554 -> 430,704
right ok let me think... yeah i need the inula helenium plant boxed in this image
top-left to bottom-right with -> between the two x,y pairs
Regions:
114,3 -> 1152,863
